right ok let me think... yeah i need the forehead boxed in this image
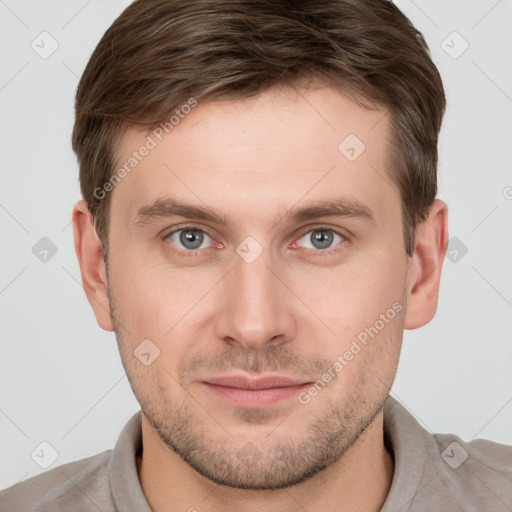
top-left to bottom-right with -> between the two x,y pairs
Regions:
111,85 -> 397,229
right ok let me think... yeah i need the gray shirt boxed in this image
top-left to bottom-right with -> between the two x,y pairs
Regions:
1,396 -> 511,511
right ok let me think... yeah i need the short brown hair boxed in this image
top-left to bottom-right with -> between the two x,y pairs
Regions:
72,0 -> 446,257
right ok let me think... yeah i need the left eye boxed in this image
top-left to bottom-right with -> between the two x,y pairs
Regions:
297,228 -> 344,251
166,228 -> 213,251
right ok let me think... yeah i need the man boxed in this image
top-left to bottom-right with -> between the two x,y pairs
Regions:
1,0 -> 511,511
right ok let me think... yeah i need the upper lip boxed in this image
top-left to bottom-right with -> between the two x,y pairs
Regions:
202,374 -> 311,390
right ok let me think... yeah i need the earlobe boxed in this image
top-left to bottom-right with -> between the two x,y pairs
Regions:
72,200 -> 114,331
403,199 -> 449,330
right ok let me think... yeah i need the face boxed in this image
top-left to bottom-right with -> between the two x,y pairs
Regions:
104,85 -> 410,489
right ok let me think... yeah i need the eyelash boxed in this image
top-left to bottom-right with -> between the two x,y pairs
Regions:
162,224 -> 348,257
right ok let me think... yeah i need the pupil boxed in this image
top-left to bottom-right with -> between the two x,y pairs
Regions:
312,230 -> 332,249
180,230 -> 203,249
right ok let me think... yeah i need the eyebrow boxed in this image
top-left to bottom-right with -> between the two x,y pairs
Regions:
134,195 -> 376,227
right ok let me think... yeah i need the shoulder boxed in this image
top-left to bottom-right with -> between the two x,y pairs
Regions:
434,431 -> 512,472
383,396 -> 512,510
0,450 -> 114,512
432,431 -> 512,503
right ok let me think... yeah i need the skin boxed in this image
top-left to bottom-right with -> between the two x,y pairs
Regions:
73,84 -> 448,512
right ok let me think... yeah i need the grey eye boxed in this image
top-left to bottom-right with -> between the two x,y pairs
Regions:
167,229 -> 212,251
298,229 -> 342,250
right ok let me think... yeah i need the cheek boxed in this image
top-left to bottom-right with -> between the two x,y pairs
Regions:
301,248 -> 406,342
109,254 -> 220,351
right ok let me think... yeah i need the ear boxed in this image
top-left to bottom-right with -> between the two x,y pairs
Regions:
404,199 -> 449,330
72,200 -> 114,331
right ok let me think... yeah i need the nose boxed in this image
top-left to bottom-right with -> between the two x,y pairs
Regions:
214,243 -> 297,351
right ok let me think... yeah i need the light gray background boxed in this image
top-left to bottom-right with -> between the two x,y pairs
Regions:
1,0 -> 511,491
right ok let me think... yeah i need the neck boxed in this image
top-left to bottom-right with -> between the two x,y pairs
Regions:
137,410 -> 394,512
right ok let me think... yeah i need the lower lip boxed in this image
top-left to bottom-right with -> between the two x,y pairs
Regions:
202,382 -> 310,408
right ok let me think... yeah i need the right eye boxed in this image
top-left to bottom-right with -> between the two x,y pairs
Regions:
164,226 -> 214,252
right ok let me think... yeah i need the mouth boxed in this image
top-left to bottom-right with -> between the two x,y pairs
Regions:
200,374 -> 312,408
